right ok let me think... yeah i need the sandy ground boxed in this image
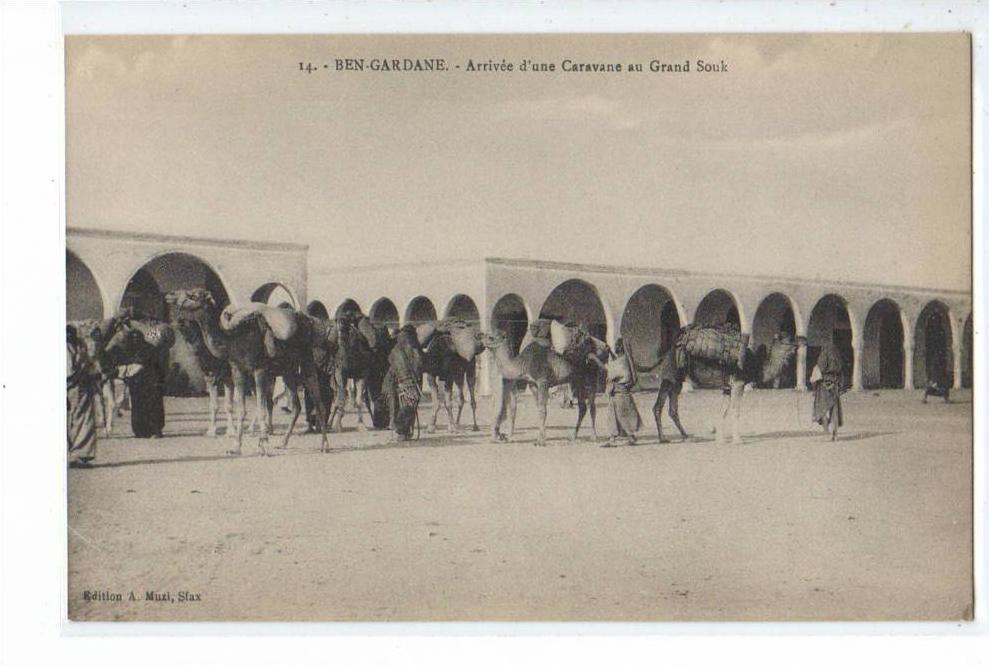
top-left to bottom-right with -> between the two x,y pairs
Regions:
67,388 -> 972,622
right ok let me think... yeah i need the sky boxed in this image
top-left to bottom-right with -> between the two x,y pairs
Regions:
66,33 -> 972,290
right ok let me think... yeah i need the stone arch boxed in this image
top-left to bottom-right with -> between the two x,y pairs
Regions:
121,252 -> 231,321
694,289 -> 743,331
862,299 -> 905,389
66,249 -> 106,321
252,282 -> 298,309
444,294 -> 481,325
306,300 -> 330,320
807,294 -> 854,388
913,300 -> 954,388
369,298 -> 400,330
120,252 -> 232,397
538,278 -> 609,342
405,296 -> 437,326
620,284 -> 682,387
491,293 -> 531,354
752,293 -> 800,388
962,313 -> 972,389
334,298 -> 363,319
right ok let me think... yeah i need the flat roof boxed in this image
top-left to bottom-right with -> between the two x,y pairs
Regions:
67,227 -> 309,254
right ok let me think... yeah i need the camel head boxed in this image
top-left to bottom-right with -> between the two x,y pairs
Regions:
761,335 -> 806,384
482,330 -> 510,350
165,288 -> 219,317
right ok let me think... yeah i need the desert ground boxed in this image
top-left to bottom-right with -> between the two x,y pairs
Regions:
67,387 -> 972,622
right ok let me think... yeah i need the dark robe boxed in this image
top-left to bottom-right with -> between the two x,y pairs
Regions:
125,348 -> 167,438
384,332 -> 423,439
67,340 -> 99,464
812,342 -> 844,427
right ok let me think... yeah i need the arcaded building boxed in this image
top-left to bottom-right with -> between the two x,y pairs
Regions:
67,228 -> 972,398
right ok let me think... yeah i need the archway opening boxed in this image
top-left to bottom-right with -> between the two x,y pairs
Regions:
538,279 -> 607,342
913,301 -> 954,388
121,253 -> 230,397
694,289 -> 741,330
492,293 -> 529,355
252,282 -> 296,309
807,294 -> 854,389
444,294 -> 481,325
962,313 -> 972,389
752,293 -> 798,388
334,298 -> 363,320
863,299 -> 904,389
369,298 -> 400,331
405,296 -> 437,326
66,250 -> 105,321
306,300 -> 330,320
620,285 -> 680,389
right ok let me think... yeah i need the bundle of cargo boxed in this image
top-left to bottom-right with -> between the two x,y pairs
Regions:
550,319 -> 576,355
675,324 -> 749,371
219,302 -> 298,341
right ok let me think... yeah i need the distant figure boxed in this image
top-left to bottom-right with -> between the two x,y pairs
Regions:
923,364 -> 952,404
601,338 -> 642,447
67,325 -> 100,467
811,335 -> 844,441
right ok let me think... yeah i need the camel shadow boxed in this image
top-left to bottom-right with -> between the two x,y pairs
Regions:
741,430 -> 894,444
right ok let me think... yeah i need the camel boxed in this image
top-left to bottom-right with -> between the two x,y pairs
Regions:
327,313 -> 380,432
422,322 -> 485,433
556,324 -> 611,441
639,326 -> 804,444
165,289 -> 330,455
170,313 -> 236,437
483,322 -> 595,446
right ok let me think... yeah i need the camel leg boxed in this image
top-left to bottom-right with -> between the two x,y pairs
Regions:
535,382 -> 549,446
453,377 -> 466,429
228,370 -> 246,456
653,388 -> 669,443
100,382 -> 114,436
570,384 -> 587,443
253,370 -> 271,457
354,377 -> 369,432
508,383 -> 519,439
223,380 -> 235,437
301,369 -> 331,452
427,374 -> 442,433
492,379 -> 510,442
730,380 -> 744,444
714,390 -> 731,443
443,380 -> 456,433
465,365 -> 479,432
668,385 -> 689,441
279,373 -> 303,450
330,373 -> 346,433
588,381 -> 599,440
205,381 -> 219,437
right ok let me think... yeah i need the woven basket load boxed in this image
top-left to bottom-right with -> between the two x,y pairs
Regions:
676,325 -> 747,370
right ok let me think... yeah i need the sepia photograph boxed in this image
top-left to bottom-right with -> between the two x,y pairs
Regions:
62,31 -> 973,623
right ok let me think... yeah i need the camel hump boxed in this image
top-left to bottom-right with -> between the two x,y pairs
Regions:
220,303 -> 298,341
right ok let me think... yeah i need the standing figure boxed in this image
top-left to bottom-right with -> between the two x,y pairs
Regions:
383,325 -> 424,441
811,335 -> 845,441
601,338 -> 642,447
121,331 -> 169,439
67,325 -> 100,466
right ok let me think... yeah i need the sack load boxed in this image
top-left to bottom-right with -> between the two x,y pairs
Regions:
676,324 -> 748,370
550,320 -> 575,355
415,322 -> 436,346
220,303 -> 298,341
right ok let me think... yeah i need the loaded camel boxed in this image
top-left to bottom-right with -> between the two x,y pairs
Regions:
421,320 -> 485,433
482,319 -> 610,446
327,313 -> 384,432
638,324 -> 804,444
166,289 -> 331,455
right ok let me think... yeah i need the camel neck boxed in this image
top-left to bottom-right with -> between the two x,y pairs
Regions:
194,309 -> 229,360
